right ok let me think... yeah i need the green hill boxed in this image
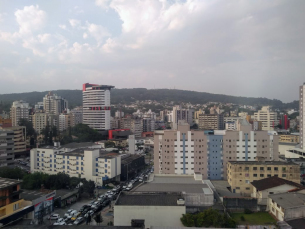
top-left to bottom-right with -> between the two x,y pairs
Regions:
0,88 -> 299,111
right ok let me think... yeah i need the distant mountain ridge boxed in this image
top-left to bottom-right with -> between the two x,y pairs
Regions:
0,88 -> 299,110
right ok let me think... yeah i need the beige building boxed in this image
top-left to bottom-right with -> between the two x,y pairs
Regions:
268,193 -> 305,221
121,118 -> 142,138
31,113 -> 47,134
154,122 -> 279,180
43,92 -> 68,115
198,114 -> 224,130
194,109 -> 204,119
227,161 -> 300,196
254,106 -> 278,131
10,101 -> 29,127
59,113 -> 73,132
0,126 -> 26,155
279,135 -> 299,143
251,176 -> 304,205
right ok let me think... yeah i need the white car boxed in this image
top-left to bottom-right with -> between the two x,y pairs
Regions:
64,209 -> 74,217
47,214 -> 60,220
54,221 -> 66,225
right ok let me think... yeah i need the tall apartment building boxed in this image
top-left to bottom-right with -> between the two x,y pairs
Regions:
59,114 -> 73,132
300,83 -> 305,150
198,114 -> 224,130
142,118 -> 155,132
154,122 -> 279,180
227,161 -> 300,196
43,92 -> 68,115
254,106 -> 278,131
253,121 -> 263,131
0,126 -> 26,156
31,113 -> 47,134
30,143 -> 121,186
10,101 -> 29,127
121,118 -> 142,138
171,105 -> 194,129
82,83 -> 114,131
279,114 -> 290,130
133,109 -> 156,119
71,107 -> 83,125
0,129 -> 14,167
115,110 -> 124,119
194,109 -> 204,119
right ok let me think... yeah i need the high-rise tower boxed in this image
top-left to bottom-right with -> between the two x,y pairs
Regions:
82,83 -> 114,131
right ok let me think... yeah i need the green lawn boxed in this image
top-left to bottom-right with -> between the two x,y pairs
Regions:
230,212 -> 276,225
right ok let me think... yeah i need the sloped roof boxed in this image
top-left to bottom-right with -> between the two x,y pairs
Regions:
251,176 -> 304,191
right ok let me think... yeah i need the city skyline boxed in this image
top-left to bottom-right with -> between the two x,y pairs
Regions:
0,0 -> 305,102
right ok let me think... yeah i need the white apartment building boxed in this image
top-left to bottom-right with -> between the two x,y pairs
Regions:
82,83 -> 114,131
300,83 -> 305,150
10,101 -> 29,127
254,106 -> 278,131
30,143 -> 121,186
43,92 -> 68,115
59,113 -> 73,132
115,111 -> 124,118
171,105 -> 194,129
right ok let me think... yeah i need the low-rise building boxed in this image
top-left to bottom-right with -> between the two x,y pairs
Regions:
30,142 -> 121,187
280,135 -> 299,143
227,161 -> 300,196
268,193 -> 305,221
114,192 -> 185,227
0,178 -> 33,227
251,176 -> 304,205
133,174 -> 214,208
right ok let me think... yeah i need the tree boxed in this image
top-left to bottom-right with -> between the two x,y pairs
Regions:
94,213 -> 103,225
82,179 -> 95,197
0,167 -> 25,180
180,209 -> 236,228
18,118 -> 36,146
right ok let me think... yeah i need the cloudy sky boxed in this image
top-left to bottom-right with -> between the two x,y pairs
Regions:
0,0 -> 304,102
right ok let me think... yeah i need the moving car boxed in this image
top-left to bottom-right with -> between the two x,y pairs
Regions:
47,214 -> 60,220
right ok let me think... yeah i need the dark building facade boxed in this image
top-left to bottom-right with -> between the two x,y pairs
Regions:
120,154 -> 146,181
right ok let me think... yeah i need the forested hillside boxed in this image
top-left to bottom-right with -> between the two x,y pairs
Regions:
0,88 -> 299,111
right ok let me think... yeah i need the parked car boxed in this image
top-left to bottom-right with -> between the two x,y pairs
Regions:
47,214 -> 60,220
84,210 -> 94,218
65,210 -> 77,218
73,217 -> 85,225
71,212 -> 81,221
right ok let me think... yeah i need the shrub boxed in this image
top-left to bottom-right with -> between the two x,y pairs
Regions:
240,216 -> 245,221
244,209 -> 253,214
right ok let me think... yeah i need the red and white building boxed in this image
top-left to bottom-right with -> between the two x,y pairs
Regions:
82,83 -> 114,131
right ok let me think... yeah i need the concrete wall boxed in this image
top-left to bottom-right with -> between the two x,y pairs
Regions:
185,193 -> 214,206
285,206 -> 305,221
114,205 -> 185,227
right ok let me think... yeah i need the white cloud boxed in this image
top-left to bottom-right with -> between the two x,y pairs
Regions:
86,22 -> 110,44
83,33 -> 88,39
69,19 -> 81,28
59,24 -> 67,30
95,0 -> 111,10
15,5 -> 46,35
0,13 -> 3,22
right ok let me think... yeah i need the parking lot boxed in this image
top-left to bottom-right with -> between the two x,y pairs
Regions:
45,165 -> 153,226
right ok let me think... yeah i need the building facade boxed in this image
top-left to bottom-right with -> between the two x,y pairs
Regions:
254,106 -> 278,131
121,118 -> 142,138
82,83 -> 114,131
154,123 -> 279,180
43,92 -> 68,115
10,101 -> 29,127
300,83 -> 305,150
279,135 -> 299,143
71,107 -> 83,126
172,105 -> 194,129
227,161 -> 300,196
0,129 -> 14,167
0,126 -> 26,156
59,113 -> 73,132
30,144 -> 121,187
198,114 -> 224,130
31,113 -> 47,134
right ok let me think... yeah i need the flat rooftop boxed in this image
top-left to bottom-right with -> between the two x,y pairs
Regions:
38,142 -> 99,150
115,192 -> 183,206
211,180 -> 242,198
21,189 -> 53,201
269,193 -> 305,209
151,175 -> 203,184
134,183 -> 211,194
0,177 -> 22,189
121,154 -> 144,164
228,161 -> 298,165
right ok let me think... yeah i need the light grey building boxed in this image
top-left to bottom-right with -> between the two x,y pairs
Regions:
0,129 -> 14,167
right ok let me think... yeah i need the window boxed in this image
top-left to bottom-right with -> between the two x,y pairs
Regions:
253,167 -> 257,170
81,167 -> 83,171
67,166 -> 69,169
77,167 -> 79,170
13,203 -> 19,211
260,167 -> 264,171
260,174 -> 264,177
245,167 -> 249,170
37,163 -> 39,166
253,174 -> 257,177
246,188 -> 250,190
96,169 -> 98,172
282,174 -> 286,177
267,167 -> 271,171
274,167 -> 278,171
